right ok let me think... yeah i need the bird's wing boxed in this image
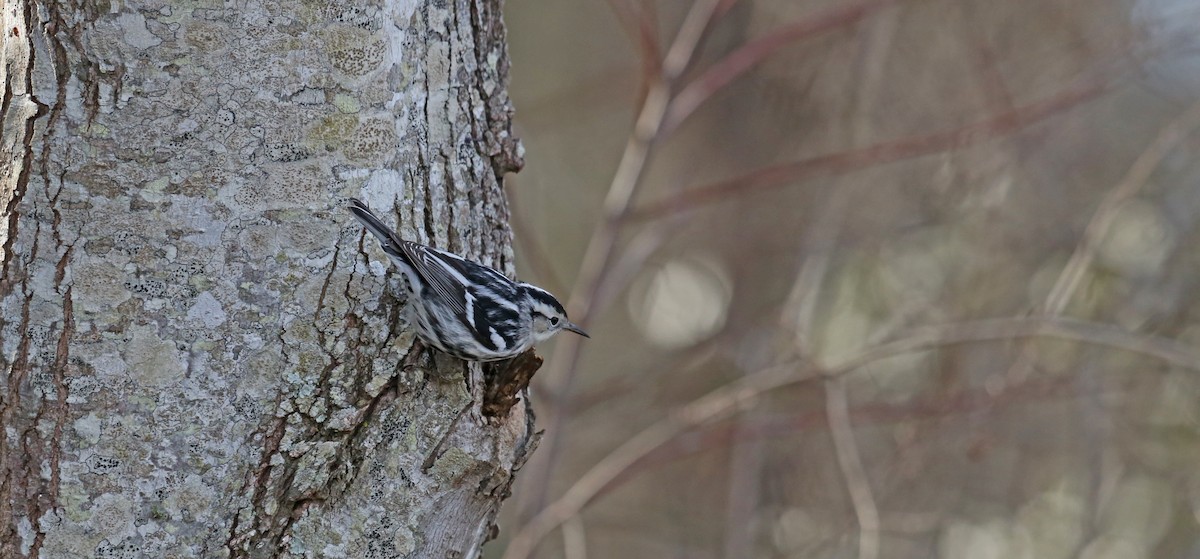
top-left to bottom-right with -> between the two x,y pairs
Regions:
349,198 -> 467,315
410,245 -> 524,332
349,198 -> 523,339
396,241 -> 473,318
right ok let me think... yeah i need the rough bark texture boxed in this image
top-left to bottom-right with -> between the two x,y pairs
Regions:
0,0 -> 532,557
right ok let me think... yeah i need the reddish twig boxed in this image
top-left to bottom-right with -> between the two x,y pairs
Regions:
603,0 -> 663,80
1001,99 -> 1200,386
597,375 -> 1085,504
663,0 -> 901,135
500,315 -> 1200,559
635,2 -> 663,82
631,71 -> 1114,221
956,2 -> 1015,113
825,376 -> 879,559
1043,99 -> 1200,314
506,180 -> 566,294
518,0 -> 728,526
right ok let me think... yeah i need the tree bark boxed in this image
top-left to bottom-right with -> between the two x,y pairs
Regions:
0,0 -> 531,557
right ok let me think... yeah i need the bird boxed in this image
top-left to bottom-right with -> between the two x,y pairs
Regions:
348,198 -> 588,361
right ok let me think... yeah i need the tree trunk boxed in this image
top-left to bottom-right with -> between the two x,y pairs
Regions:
0,0 -> 532,557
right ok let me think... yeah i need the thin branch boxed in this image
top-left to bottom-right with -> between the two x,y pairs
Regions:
1000,99 -> 1200,386
1043,99 -> 1200,314
806,13 -> 899,559
602,0 -> 662,82
519,0 -> 727,524
506,179 -> 566,295
590,218 -> 673,318
562,516 -> 588,559
825,377 -> 880,559
630,71 -> 1113,221
635,2 -> 663,81
714,0 -> 741,20
601,0 -> 639,42
623,375 -> 1087,486
500,316 -> 1200,559
661,0 -> 724,81
782,0 -> 900,351
663,0 -> 901,135
721,423 -> 766,559
956,1 -> 1015,114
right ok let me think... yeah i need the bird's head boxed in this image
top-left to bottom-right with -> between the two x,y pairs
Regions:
522,284 -> 589,343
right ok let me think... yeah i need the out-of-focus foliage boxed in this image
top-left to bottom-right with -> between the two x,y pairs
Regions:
497,0 -> 1200,558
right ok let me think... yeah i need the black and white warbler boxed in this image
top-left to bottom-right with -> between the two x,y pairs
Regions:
349,198 -> 589,361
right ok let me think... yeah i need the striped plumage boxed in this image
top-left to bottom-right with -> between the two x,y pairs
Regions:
349,198 -> 588,361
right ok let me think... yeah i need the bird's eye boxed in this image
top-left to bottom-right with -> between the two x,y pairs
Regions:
550,317 -> 560,326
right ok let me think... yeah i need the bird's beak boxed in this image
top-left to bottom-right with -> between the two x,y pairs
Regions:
564,322 -> 590,338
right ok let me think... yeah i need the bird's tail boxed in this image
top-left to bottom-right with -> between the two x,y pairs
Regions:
348,198 -> 405,257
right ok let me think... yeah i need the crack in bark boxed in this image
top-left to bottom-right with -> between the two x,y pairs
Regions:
225,343 -> 421,557
312,243 -> 346,408
479,397 -> 541,547
224,241 -> 427,557
0,4 -> 114,553
40,0 -> 122,124
0,1 -> 48,287
0,219 -> 40,557
28,30 -> 78,554
225,391 -> 289,557
0,2 -> 65,555
467,0 -> 523,177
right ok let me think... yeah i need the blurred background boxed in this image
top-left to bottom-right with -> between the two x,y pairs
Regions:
495,0 -> 1200,557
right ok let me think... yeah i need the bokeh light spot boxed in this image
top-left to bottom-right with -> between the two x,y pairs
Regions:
628,254 -> 731,349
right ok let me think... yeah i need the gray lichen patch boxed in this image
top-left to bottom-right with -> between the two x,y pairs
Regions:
425,446 -> 492,486
186,292 -> 228,329
321,25 -> 388,77
344,118 -> 400,163
123,325 -> 186,387
73,261 -> 132,314
307,114 -> 361,151
184,20 -> 229,52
